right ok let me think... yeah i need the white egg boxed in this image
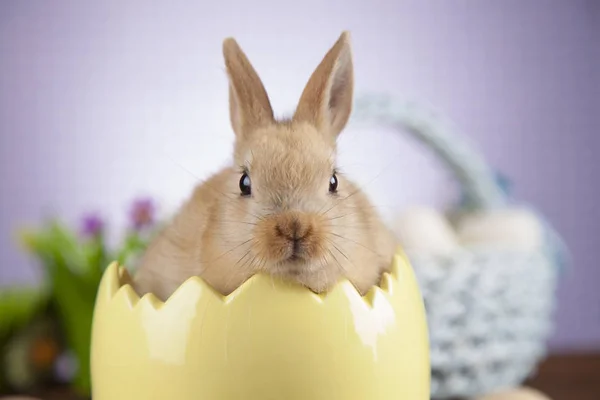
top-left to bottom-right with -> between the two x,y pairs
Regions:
455,208 -> 545,252
474,387 -> 552,400
393,206 -> 460,256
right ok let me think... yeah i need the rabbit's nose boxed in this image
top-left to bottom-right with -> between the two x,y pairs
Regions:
275,216 -> 312,243
276,218 -> 298,240
265,212 -> 323,262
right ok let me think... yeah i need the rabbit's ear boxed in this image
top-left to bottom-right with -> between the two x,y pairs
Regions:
223,38 -> 275,138
294,31 -> 354,139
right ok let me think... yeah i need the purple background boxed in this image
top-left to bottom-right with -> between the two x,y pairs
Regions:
1,1 -> 598,351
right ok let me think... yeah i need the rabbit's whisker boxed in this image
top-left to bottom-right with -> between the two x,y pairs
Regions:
199,238 -> 255,274
325,247 -> 346,277
220,249 -> 255,290
219,220 -> 258,226
319,157 -> 397,216
167,156 -> 265,222
329,232 -> 379,256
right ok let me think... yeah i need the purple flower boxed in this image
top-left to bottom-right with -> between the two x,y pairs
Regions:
53,350 -> 78,383
129,198 -> 155,230
81,213 -> 104,238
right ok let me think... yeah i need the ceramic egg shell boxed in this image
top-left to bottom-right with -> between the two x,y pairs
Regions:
90,249 -> 430,400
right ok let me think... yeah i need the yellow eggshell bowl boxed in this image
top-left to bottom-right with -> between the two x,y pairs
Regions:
90,249 -> 430,400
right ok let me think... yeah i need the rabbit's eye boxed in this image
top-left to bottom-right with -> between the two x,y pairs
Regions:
329,174 -> 338,193
239,173 -> 251,196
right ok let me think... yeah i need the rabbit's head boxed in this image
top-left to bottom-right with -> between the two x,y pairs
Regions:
215,32 -> 394,294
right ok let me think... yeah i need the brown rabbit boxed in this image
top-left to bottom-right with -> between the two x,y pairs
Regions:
134,32 -> 398,301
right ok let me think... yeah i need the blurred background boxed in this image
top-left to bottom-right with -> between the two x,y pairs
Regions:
0,1 -> 598,399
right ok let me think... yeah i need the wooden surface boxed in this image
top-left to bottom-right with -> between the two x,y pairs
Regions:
2,353 -> 599,400
526,353 -> 600,400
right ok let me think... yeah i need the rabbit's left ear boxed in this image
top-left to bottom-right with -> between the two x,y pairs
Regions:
223,37 -> 275,139
293,31 -> 354,139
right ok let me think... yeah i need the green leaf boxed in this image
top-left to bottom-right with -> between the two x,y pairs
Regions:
80,236 -> 108,293
46,222 -> 88,273
115,231 -> 149,267
13,212 -> 167,396
0,287 -> 49,346
18,229 -> 52,260
46,252 -> 96,395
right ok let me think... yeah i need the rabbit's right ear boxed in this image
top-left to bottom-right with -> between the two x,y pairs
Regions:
223,38 -> 275,139
293,32 -> 354,139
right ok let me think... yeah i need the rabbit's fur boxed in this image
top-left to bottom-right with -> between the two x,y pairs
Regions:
134,32 -> 398,300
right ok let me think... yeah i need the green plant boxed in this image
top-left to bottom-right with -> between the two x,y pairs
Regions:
15,198 -> 161,396
0,287 -> 49,392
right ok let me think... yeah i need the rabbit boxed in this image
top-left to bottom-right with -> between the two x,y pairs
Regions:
133,31 -> 399,301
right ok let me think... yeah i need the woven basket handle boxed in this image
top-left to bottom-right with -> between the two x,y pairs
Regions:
351,93 -> 569,273
351,93 -> 507,211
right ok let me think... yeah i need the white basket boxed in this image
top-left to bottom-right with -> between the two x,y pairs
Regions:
351,94 -> 565,399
